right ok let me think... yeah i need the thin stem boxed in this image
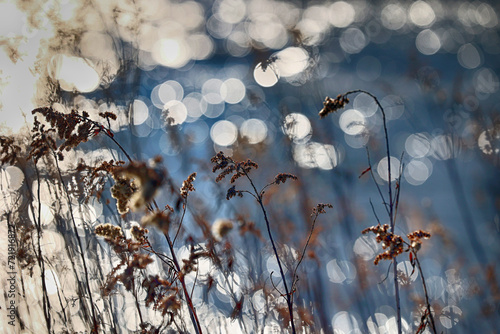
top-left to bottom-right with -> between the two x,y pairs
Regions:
366,149 -> 390,216
103,121 -> 204,332
164,232 -> 203,334
369,199 -> 382,225
52,154 -> 99,332
414,253 -> 437,334
242,170 -> 296,334
132,277 -> 144,327
292,209 -> 325,292
34,167 -> 53,332
173,201 -> 188,246
345,90 -> 392,224
75,114 -> 134,163
345,90 -> 401,334
89,119 -> 203,333
392,256 -> 401,334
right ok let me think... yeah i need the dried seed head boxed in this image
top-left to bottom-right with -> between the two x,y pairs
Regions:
362,224 -> 405,265
311,203 -> 333,216
180,172 -> 196,199
112,161 -> 166,213
110,174 -> 137,214
318,95 -> 350,118
95,223 -> 123,240
273,173 -> 298,185
130,224 -> 149,243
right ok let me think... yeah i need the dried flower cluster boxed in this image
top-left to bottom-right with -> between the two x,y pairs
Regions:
95,223 -> 124,240
211,151 -> 259,183
181,246 -> 211,277
102,252 -> 154,296
130,224 -> 149,243
211,151 -> 261,200
142,275 -> 181,318
273,173 -> 298,185
28,107 -> 115,162
407,230 -> 432,252
0,135 -> 21,166
362,224 -> 405,265
77,159 -> 125,202
362,224 -> 431,265
15,224 -> 36,270
110,173 -> 137,214
225,185 -> 244,200
111,160 -> 166,213
96,227 -> 155,298
311,203 -> 334,216
28,116 -> 57,163
180,172 -> 196,199
318,94 -> 350,118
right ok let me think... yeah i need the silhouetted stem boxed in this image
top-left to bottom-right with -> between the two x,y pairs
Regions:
344,90 -> 401,334
33,167 -> 52,332
164,232 -> 203,334
414,253 -> 437,334
94,116 -> 203,333
293,208 -> 326,292
52,154 -> 99,332
243,171 -> 296,334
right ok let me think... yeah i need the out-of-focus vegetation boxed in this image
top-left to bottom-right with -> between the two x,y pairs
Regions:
1,0 -> 499,333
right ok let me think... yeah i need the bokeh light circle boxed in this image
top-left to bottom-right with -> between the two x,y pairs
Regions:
377,156 -> 401,182
326,259 -> 356,284
131,100 -> 149,125
163,100 -> 187,125
416,29 -> 441,55
202,79 -> 224,104
283,113 -> 311,143
275,47 -> 309,78
152,38 -> 191,69
440,305 -> 462,329
405,133 -> 431,158
404,158 -> 432,186
254,62 -> 279,87
240,119 -> 267,144
220,78 -> 246,104
328,2 -> 355,28
339,109 -> 366,135
409,1 -> 436,27
381,4 -> 407,30
48,55 -> 100,93
292,142 -> 340,170
473,68 -> 499,94
210,120 -> 238,146
353,93 -> 378,117
340,28 -> 368,54
457,43 -> 481,69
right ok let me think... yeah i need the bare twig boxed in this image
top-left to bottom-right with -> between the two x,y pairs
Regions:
343,90 -> 401,334
292,203 -> 332,298
164,232 -> 203,334
414,252 -> 437,334
243,171 -> 297,334
52,153 -> 99,332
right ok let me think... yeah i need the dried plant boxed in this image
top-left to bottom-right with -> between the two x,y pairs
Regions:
211,151 -> 331,334
321,90 -> 438,334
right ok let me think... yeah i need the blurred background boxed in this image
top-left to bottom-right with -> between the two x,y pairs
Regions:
1,0 -> 499,333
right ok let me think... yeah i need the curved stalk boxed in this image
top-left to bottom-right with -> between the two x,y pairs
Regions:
242,170 -> 296,334
344,90 -> 401,334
